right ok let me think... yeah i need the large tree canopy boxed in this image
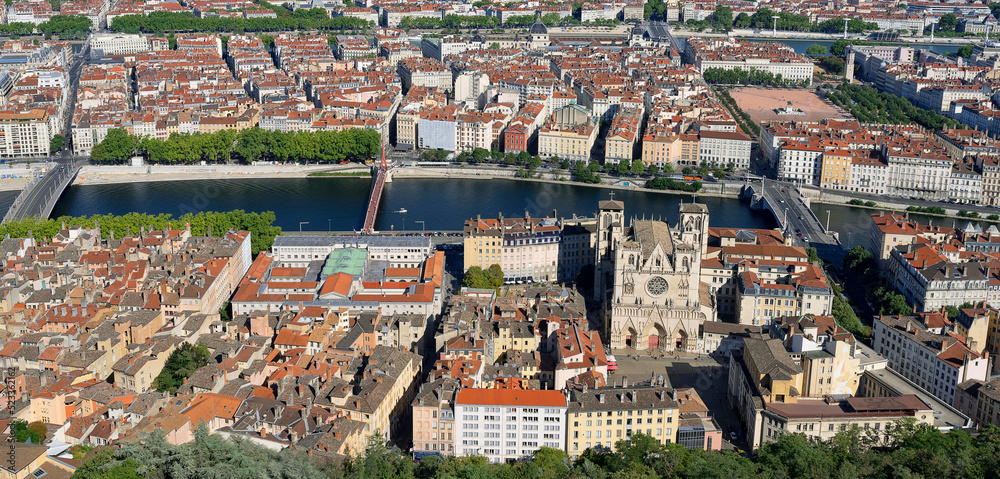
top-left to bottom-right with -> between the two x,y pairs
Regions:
90,127 -> 381,165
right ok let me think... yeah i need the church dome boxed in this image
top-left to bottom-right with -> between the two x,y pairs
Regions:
529,14 -> 548,34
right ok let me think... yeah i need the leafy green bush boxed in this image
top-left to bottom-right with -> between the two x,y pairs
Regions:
646,177 -> 703,192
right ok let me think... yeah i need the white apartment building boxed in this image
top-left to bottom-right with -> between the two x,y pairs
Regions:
418,112 -> 458,151
453,388 -> 568,464
0,109 -> 51,159
89,33 -> 150,58
887,245 -> 989,312
872,314 -> 990,404
850,155 -> 889,195
885,150 -> 954,201
950,162 -> 983,204
698,131 -> 752,170
777,143 -> 823,184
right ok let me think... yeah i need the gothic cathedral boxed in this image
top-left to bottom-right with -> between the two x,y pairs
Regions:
595,200 -> 717,351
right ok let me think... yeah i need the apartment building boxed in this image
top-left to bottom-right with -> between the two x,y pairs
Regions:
684,38 -> 813,85
398,57 -> 452,93
0,109 -> 51,159
980,156 -> 1000,206
819,149 -> 852,190
955,377 -> 1000,428
565,382 -> 680,459
411,377 -> 461,457
884,147 -> 954,202
89,33 -> 154,58
777,142 -> 823,184
872,313 -> 990,404
728,336 -> 937,450
463,213 -> 563,283
335,35 -> 376,60
537,104 -> 597,162
887,244 -> 989,311
453,387 -> 568,463
850,154 -> 889,195
698,130 -> 752,170
734,264 -> 833,326
604,107 -> 643,164
869,212 -> 952,271
950,161 -> 983,204
336,346 -> 422,442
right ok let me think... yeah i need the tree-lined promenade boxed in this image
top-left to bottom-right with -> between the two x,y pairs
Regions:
91,128 -> 381,164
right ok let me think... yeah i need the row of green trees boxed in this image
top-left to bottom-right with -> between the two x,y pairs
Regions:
75,424 -> 1000,479
109,11 -> 370,34
906,205 -> 946,215
703,67 -> 801,87
825,83 -> 965,131
0,22 -> 34,36
714,88 -> 759,136
91,128 -> 381,165
847,199 -> 878,207
842,245 -> 913,316
647,176 -> 703,192
399,12 -> 587,30
814,17 -> 880,34
0,15 -> 89,37
0,210 -> 282,254
37,14 -> 92,37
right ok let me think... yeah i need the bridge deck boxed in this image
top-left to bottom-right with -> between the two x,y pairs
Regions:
745,178 -> 844,263
361,167 -> 386,233
3,165 -> 79,223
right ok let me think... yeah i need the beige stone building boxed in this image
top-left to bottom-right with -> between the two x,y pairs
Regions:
336,346 -> 421,441
819,149 -> 852,190
566,381 -> 680,459
596,200 -> 716,351
538,104 -> 597,162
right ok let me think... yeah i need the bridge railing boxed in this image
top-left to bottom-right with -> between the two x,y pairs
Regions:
361,166 -> 387,233
37,166 -> 79,220
2,169 -> 44,223
1,165 -> 78,223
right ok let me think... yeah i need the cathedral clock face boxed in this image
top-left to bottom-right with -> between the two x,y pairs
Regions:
646,276 -> 668,296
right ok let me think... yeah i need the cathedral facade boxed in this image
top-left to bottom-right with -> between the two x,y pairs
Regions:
595,200 -> 716,351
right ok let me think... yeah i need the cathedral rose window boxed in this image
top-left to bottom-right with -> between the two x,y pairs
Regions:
645,276 -> 668,296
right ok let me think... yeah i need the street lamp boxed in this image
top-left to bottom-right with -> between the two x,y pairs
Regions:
772,15 -> 780,38
299,221 -> 309,234
825,209 -> 831,233
328,218 -> 331,233
415,220 -> 425,232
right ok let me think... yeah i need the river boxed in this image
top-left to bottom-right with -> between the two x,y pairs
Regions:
48,177 -> 778,232
45,176 -> 992,251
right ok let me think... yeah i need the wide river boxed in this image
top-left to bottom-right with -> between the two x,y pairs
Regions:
32,177 -> 988,248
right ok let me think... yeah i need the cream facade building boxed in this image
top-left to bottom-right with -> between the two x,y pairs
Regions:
565,382 -> 679,459
538,104 -> 597,162
596,201 -> 717,351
